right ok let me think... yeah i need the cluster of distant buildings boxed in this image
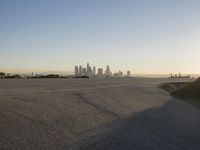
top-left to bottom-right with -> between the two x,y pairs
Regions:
1,68 -> 194,80
74,63 -> 131,78
170,72 -> 191,78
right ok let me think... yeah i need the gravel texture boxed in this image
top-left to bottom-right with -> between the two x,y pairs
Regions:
0,78 -> 199,150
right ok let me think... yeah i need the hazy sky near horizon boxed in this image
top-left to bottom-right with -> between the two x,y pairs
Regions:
0,0 -> 200,74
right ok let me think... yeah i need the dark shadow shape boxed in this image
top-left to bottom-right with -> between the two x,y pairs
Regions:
75,98 -> 200,150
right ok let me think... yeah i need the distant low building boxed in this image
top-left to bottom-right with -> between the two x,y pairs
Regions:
119,71 -> 123,77
127,70 -> 131,77
98,68 -> 103,78
170,72 -> 191,78
113,73 -> 120,77
82,68 -> 87,76
113,71 -> 123,77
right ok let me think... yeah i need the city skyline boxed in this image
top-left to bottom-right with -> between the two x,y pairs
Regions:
1,1 -> 200,74
74,63 -> 130,78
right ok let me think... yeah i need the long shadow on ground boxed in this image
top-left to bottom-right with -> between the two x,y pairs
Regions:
76,98 -> 200,150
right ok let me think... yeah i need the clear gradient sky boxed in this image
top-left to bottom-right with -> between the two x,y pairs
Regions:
0,0 -> 200,74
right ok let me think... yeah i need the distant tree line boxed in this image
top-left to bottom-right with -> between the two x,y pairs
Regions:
6,74 -> 22,78
0,72 -> 22,79
73,75 -> 89,78
0,72 -> 72,79
31,74 -> 60,78
0,72 -> 5,78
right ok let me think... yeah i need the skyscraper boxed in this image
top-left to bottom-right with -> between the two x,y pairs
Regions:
74,66 -> 79,77
93,66 -> 96,76
105,65 -> 111,77
86,63 -> 94,77
89,67 -> 93,77
79,65 -> 82,76
86,63 -> 90,76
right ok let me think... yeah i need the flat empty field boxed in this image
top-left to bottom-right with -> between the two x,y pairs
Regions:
0,78 -> 200,150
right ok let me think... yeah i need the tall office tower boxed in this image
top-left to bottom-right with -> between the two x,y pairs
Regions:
98,68 -> 103,78
87,63 -> 90,73
127,70 -> 131,77
79,66 -> 82,76
74,66 -> 79,77
105,65 -> 111,77
82,68 -> 87,76
93,66 -> 96,76
88,66 -> 93,77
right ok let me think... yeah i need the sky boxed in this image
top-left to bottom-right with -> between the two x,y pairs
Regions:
0,0 -> 200,74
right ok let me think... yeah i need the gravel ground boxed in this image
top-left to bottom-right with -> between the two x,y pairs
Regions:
0,78 -> 199,150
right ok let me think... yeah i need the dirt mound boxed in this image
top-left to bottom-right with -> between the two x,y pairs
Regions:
160,82 -> 188,93
172,78 -> 200,99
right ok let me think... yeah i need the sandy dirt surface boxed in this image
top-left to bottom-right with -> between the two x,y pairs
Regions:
0,78 -> 199,150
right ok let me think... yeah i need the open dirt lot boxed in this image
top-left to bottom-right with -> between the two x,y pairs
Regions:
0,78 -> 199,150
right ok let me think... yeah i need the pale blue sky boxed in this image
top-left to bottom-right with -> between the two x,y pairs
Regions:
0,0 -> 200,74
